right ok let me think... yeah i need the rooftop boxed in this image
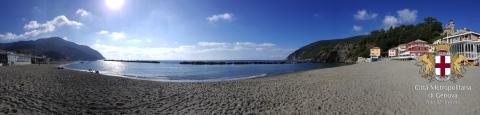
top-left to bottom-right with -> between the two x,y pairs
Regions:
442,31 -> 480,39
408,39 -> 427,44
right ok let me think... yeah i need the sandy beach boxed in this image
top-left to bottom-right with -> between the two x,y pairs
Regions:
1,61 -> 480,114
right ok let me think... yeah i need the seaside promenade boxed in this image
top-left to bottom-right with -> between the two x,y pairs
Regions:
1,61 -> 480,114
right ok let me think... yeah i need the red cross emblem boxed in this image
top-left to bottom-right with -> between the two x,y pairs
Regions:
435,55 -> 451,77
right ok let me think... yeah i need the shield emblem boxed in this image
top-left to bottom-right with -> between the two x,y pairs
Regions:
435,55 -> 451,77
416,43 -> 466,82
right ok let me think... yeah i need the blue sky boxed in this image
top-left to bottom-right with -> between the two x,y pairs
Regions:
0,0 -> 479,60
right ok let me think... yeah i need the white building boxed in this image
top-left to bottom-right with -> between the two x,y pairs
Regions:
397,44 -> 410,57
436,20 -> 480,64
0,51 -> 31,66
388,47 -> 397,57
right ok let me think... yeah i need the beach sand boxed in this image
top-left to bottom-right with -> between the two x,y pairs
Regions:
1,61 -> 480,114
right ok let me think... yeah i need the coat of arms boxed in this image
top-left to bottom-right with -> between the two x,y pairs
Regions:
415,43 -> 467,82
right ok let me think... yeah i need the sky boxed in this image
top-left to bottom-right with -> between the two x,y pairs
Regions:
0,0 -> 479,60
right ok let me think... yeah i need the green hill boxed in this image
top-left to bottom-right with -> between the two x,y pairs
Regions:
287,17 -> 444,63
0,37 -> 105,61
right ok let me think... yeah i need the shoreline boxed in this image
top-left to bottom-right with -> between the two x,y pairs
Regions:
59,62 -> 269,82
59,61 -> 344,82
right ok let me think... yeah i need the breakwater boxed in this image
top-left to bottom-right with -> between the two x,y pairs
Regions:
103,60 -> 160,63
179,60 -> 308,65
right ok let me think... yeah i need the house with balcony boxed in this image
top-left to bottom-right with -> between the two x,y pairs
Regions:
435,20 -> 480,65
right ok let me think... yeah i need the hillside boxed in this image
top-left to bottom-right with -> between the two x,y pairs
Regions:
0,37 -> 105,61
287,17 -> 444,63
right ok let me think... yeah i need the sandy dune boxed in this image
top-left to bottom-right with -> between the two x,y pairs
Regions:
1,61 -> 480,114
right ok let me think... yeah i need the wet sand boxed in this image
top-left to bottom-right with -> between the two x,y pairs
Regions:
1,61 -> 480,114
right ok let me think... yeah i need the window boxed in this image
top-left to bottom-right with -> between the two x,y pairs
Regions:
478,44 -> 480,52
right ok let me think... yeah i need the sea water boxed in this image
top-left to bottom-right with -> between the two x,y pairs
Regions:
63,60 -> 342,82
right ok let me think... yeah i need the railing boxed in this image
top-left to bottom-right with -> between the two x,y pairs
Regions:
391,55 -> 415,60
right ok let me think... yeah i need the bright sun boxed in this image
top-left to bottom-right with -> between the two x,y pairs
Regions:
105,0 -> 125,10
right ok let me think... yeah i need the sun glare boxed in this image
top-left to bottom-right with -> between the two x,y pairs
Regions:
105,0 -> 125,10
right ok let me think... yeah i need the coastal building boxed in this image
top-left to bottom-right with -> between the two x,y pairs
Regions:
32,56 -> 49,64
442,20 -> 455,36
406,39 -> 430,57
388,47 -> 397,57
0,50 -> 6,66
391,41 -> 428,60
0,50 -> 32,66
388,20 -> 480,64
370,47 -> 381,61
436,20 -> 480,64
397,44 -> 408,57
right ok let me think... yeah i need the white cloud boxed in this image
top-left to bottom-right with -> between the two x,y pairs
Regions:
397,9 -> 417,24
76,9 -> 90,17
383,16 -> 399,28
128,39 -> 142,43
23,15 -> 82,31
382,9 -> 418,28
0,33 -> 20,40
24,21 -> 41,30
98,30 -> 109,35
0,15 -> 82,42
92,41 -> 290,60
97,30 -> 126,40
198,42 -> 229,48
194,42 -> 276,51
31,15 -> 82,29
353,25 -> 363,31
234,42 -> 275,51
110,32 -> 125,40
207,13 -> 234,22
354,10 -> 378,20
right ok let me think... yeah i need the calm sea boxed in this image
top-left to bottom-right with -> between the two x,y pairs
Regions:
62,60 -> 342,82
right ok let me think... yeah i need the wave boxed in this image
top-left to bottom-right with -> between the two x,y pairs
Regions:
60,62 -> 269,82
115,73 -> 269,82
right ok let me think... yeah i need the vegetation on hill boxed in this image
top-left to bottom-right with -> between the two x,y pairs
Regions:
0,37 -> 105,61
287,17 -> 444,63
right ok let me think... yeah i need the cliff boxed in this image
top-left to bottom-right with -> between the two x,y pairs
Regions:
287,36 -> 366,63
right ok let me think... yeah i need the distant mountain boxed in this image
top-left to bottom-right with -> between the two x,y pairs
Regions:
287,17 -> 444,63
0,37 -> 105,61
